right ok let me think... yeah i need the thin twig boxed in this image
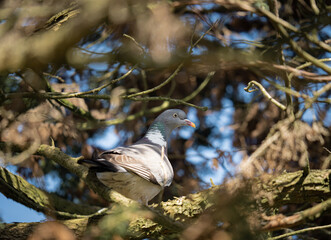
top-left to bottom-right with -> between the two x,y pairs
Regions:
123,71 -> 214,111
240,131 -> 280,174
264,198 -> 331,232
182,71 -> 215,102
269,224 -> 331,240
296,82 -> 331,118
277,23 -> 331,74
126,96 -> 208,111
189,23 -> 214,54
287,58 -> 331,81
244,80 -> 286,111
263,78 -> 308,99
257,7 -> 331,53
269,0 -> 293,116
124,23 -> 214,99
43,72 -> 65,83
77,46 -> 110,55
78,71 -> 215,129
125,63 -> 184,98
257,5 -> 331,73
57,64 -> 137,98
79,101 -> 171,129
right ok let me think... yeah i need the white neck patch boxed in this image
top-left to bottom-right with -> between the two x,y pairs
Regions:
145,129 -> 167,147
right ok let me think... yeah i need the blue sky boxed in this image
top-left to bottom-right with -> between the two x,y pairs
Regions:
0,194 -> 45,222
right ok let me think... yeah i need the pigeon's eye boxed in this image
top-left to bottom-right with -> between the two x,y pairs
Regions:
173,113 -> 178,118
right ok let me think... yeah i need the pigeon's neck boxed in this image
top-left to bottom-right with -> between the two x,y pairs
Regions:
144,121 -> 170,147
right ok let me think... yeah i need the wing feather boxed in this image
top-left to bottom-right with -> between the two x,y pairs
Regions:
98,150 -> 159,185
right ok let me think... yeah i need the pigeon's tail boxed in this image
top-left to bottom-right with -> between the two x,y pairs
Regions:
78,151 -> 119,172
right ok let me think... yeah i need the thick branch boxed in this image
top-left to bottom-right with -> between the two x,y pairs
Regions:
259,170 -> 331,206
1,160 -> 331,239
0,166 -> 101,218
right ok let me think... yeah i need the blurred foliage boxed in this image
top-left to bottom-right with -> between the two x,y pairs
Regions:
0,0 -> 331,239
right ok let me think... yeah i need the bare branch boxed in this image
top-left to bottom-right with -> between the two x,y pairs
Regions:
263,198 -> 331,231
244,80 -> 286,111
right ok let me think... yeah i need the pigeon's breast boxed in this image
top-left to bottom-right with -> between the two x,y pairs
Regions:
97,172 -> 162,204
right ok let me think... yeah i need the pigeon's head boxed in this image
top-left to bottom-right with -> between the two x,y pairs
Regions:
155,109 -> 196,130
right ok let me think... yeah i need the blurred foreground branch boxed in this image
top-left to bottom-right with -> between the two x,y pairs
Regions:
1,145 -> 331,239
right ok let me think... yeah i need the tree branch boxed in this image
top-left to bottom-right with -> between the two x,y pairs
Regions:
244,80 -> 286,111
0,166 -> 101,219
2,144 -> 331,239
125,63 -> 184,98
269,223 -> 331,240
263,198 -> 331,231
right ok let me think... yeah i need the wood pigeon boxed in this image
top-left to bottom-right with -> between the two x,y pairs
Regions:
78,109 -> 196,205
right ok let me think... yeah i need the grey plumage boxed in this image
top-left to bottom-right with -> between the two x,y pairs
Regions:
78,109 -> 195,205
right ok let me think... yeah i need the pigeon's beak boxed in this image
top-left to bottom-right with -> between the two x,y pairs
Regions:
185,119 -> 196,128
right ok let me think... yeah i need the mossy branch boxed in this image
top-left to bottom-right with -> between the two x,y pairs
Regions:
0,166 -> 101,219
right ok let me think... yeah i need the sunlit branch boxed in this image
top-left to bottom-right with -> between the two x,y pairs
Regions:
310,0 -> 320,15
263,197 -> 331,232
125,63 -> 184,98
43,72 -> 65,83
296,82 -> 331,118
257,62 -> 331,82
263,78 -> 308,99
124,71 -> 215,111
288,58 -> 331,81
51,64 -> 137,98
77,46 -> 110,55
244,80 -> 286,111
262,78 -> 331,115
257,7 -> 331,53
182,71 -> 215,102
189,23 -> 214,54
126,96 -> 208,111
269,224 -> 331,240
83,102 -> 171,129
305,83 -> 331,108
277,24 -> 331,74
80,72 -> 214,129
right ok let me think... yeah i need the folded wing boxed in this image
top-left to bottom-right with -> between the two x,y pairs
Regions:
78,149 -> 159,185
